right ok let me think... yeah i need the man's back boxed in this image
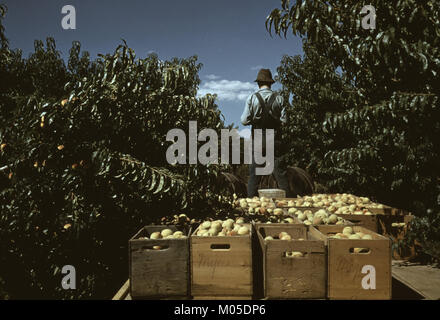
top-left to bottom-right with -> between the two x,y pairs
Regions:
240,88 -> 286,127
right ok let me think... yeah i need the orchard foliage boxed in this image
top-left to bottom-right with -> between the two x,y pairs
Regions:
269,1 -> 440,260
0,4 -> 232,298
277,41 -> 362,178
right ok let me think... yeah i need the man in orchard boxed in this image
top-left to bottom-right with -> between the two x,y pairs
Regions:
241,68 -> 290,197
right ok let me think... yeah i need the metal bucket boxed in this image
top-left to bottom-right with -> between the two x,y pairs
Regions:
258,189 -> 286,199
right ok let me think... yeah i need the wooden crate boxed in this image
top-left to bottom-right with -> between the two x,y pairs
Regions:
311,225 -> 391,300
284,206 -> 407,233
129,225 -> 190,299
256,224 -> 326,299
364,204 -> 410,216
380,215 -> 415,260
289,207 -> 379,232
377,214 -> 413,236
334,213 -> 378,232
284,208 -> 355,228
190,224 -> 253,299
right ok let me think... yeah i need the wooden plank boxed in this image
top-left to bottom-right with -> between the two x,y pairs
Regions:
129,225 -> 190,299
117,259 -> 440,300
112,279 -> 130,300
191,224 -> 253,297
392,260 -> 440,300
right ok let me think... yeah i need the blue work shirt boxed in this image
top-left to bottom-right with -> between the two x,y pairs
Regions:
240,88 -> 286,126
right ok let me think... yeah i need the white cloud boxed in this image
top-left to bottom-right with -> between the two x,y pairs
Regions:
147,50 -> 156,54
251,65 -> 263,70
238,128 -> 252,139
198,79 -> 256,101
205,74 -> 221,80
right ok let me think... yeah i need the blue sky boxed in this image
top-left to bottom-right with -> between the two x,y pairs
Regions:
2,0 -> 302,130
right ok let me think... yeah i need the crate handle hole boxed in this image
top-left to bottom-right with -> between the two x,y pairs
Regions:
141,245 -> 169,251
210,244 -> 230,250
349,247 -> 371,254
283,251 -> 307,258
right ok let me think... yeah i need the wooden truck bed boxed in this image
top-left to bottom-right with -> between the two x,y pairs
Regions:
113,260 -> 440,300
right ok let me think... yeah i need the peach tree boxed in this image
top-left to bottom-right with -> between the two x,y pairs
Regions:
0,4 -> 232,298
268,0 -> 440,260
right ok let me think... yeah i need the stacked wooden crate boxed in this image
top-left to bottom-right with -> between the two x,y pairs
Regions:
129,225 -> 191,299
128,194 -> 398,300
274,195 -> 412,234
311,225 -> 392,300
190,223 -> 253,299
255,224 -> 326,299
